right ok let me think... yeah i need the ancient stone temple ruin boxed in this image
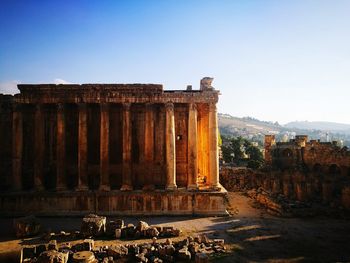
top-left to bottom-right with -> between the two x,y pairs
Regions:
0,78 -> 227,216
265,135 -> 350,176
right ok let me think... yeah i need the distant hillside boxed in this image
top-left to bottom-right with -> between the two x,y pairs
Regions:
219,113 -> 283,135
218,113 -> 350,147
285,121 -> 350,134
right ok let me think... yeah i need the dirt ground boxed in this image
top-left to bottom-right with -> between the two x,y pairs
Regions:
1,192 -> 350,262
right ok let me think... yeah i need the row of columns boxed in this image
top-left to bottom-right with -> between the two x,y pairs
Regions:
11,102 -> 220,191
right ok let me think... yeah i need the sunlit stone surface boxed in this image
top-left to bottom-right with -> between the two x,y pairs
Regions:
0,78 -> 227,216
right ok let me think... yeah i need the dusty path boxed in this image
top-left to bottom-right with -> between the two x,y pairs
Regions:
1,192 -> 350,262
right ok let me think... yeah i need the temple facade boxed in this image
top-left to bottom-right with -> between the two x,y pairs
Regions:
0,78 -> 227,216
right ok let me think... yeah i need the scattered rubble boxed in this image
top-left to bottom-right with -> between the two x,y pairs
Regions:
221,167 -> 350,217
20,234 -> 226,263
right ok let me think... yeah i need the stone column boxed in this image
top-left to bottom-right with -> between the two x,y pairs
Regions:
208,103 -> 220,189
121,103 -> 133,191
12,104 -> 22,191
100,103 -> 110,191
34,104 -> 44,191
144,103 -> 154,162
77,103 -> 89,190
187,103 -> 198,190
165,103 -> 177,190
56,103 -> 66,191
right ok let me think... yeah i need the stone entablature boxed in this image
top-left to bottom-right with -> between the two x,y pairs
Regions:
0,79 -> 227,216
14,84 -> 219,104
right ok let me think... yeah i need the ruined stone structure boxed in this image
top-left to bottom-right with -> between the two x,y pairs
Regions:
0,79 -> 227,216
265,135 -> 350,176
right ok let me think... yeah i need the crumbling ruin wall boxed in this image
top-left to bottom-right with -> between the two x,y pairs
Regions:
264,135 -> 350,177
220,166 -> 350,211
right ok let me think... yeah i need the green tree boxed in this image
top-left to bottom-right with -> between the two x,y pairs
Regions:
221,136 -> 264,169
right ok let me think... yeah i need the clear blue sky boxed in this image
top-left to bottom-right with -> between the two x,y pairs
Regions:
1,0 -> 349,124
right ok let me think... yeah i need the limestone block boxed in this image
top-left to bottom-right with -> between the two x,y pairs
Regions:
106,219 -> 124,236
107,245 -> 128,258
81,214 -> 106,237
177,246 -> 191,261
14,215 -> 41,238
121,225 -> 136,238
21,246 -> 36,261
145,226 -> 159,238
37,250 -> 69,263
36,244 -> 47,256
48,240 -> 58,251
136,221 -> 149,232
115,228 -> 122,239
135,253 -> 148,262
72,251 -> 97,263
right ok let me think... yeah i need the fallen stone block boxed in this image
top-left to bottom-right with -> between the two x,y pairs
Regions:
59,242 -> 71,251
72,239 -> 94,252
121,225 -> 136,239
136,221 -> 149,232
135,252 -> 148,262
145,226 -> 159,238
48,240 -> 58,251
72,251 -> 97,263
36,244 -> 47,256
106,219 -> 124,236
115,228 -> 122,239
107,245 -> 128,258
37,250 -> 69,263
81,214 -> 106,237
14,215 -> 41,238
21,246 -> 36,261
177,246 -> 191,261
213,239 -> 224,245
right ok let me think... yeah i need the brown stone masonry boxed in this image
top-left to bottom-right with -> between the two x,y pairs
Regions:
0,79 -> 227,216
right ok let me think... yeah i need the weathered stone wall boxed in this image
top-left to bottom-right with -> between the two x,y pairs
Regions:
265,135 -> 350,177
220,166 -> 350,210
0,95 -> 13,191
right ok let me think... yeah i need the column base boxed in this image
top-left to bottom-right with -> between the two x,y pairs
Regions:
120,184 -> 133,191
142,184 -> 155,191
166,185 -> 177,191
187,184 -> 199,191
210,184 -> 221,191
34,185 -> 45,192
75,185 -> 89,191
56,186 -> 68,192
99,185 -> 111,191
34,179 -> 44,191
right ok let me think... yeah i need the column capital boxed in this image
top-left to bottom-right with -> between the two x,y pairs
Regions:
35,103 -> 43,111
78,103 -> 87,110
100,103 -> 109,111
165,102 -> 174,111
57,103 -> 65,112
145,102 -> 154,108
189,103 -> 197,112
122,102 -> 131,111
12,103 -> 22,112
209,102 -> 217,111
